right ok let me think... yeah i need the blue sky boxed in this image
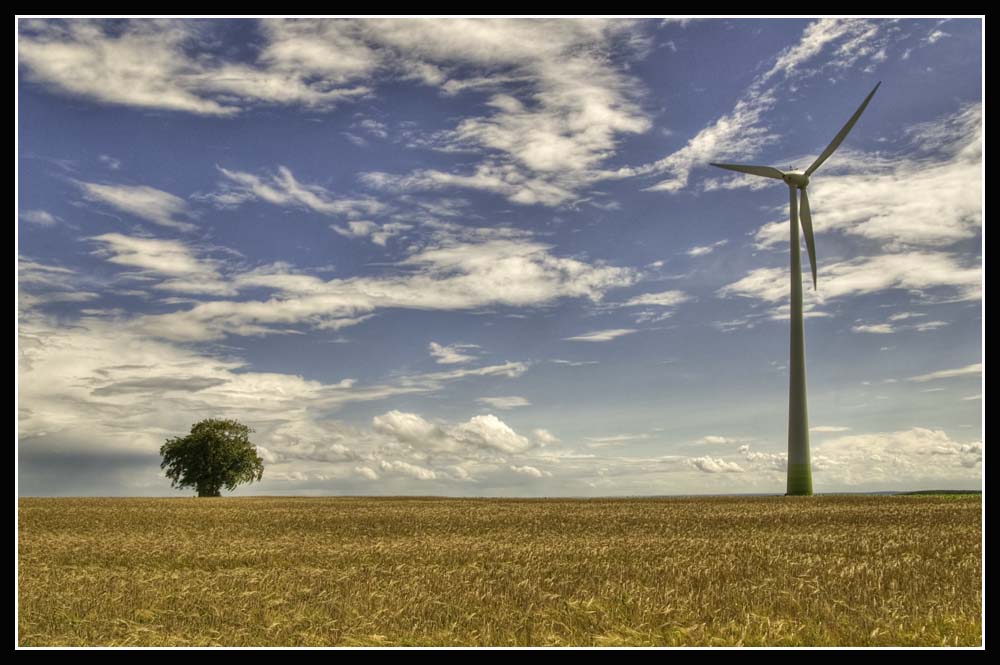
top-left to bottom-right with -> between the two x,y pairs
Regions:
17,18 -> 982,496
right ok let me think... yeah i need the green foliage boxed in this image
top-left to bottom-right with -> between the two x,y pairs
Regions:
160,419 -> 264,497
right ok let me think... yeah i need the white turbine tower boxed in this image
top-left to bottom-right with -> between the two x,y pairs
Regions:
711,82 -> 881,496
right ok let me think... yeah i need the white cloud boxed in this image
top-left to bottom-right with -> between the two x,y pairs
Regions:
913,320 -> 949,332
477,396 -> 530,410
209,166 -> 385,218
612,19 -> 895,194
688,456 -> 744,473
510,464 -> 550,478
737,445 -> 788,472
451,414 -> 534,454
624,290 -> 690,307
926,29 -> 950,44
810,426 -> 851,433
374,410 -> 537,456
429,341 -> 479,365
815,428 -> 982,483
852,323 -> 895,334
98,154 -> 121,170
754,104 -> 982,251
90,233 -> 234,296
20,210 -> 58,226
19,259 -> 102,308
765,18 -> 886,81
379,459 -> 437,480
564,328 -> 638,342
888,312 -> 925,322
332,220 -> 412,246
852,315 -> 952,335
551,359 -> 599,367
907,363 -> 982,383
130,235 -> 636,342
532,429 -> 559,446
79,181 -> 195,232
19,19 -> 374,115
686,240 -> 728,257
699,435 -> 741,445
719,251 -> 981,312
354,466 -> 378,480
373,410 -> 452,452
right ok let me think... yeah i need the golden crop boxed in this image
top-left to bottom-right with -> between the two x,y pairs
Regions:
18,496 -> 981,646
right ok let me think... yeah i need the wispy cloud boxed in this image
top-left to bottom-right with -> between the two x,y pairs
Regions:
90,233 -> 235,296
609,19 -> 895,194
907,363 -> 982,383
206,166 -> 385,218
79,181 -> 196,232
686,240 -> 728,257
123,233 -> 635,342
624,290 -> 690,307
563,328 -> 638,342
477,396 -> 530,410
19,19 -> 374,116
332,220 -> 412,246
429,341 -> 480,365
20,210 -> 59,226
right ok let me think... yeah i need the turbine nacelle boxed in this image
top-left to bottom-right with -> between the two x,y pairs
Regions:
781,171 -> 809,189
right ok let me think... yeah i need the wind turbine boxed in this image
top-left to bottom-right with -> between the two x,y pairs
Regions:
710,82 -> 880,496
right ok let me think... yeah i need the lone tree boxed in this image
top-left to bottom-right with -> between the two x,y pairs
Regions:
160,418 -> 264,497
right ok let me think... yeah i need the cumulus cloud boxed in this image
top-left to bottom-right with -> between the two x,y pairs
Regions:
373,411 -> 452,451
737,445 -> 788,472
688,456 -> 744,473
374,410 -> 537,456
510,464 -> 551,478
379,459 -> 437,480
354,466 -> 379,480
815,428 -> 982,483
451,415 -> 534,454
532,429 -> 559,446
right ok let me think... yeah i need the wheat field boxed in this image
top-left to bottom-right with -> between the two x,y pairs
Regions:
17,495 -> 981,647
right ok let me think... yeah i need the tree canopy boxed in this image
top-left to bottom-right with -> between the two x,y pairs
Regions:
160,419 -> 264,497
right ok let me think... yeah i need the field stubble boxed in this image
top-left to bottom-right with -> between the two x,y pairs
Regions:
18,495 -> 981,646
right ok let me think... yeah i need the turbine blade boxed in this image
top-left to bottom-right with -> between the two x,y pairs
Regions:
799,188 -> 818,289
805,81 -> 881,177
709,163 -> 785,179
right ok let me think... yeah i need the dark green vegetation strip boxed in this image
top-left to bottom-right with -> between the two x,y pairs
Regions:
18,496 -> 982,646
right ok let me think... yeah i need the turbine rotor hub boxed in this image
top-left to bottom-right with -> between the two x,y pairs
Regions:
782,172 -> 810,188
